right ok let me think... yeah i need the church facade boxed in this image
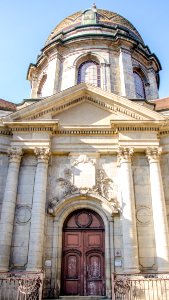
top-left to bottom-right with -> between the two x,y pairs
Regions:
0,5 -> 169,299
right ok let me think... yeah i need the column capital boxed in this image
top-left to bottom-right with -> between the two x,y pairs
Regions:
8,147 -> 23,164
34,147 -> 50,163
146,147 -> 162,163
117,147 -> 134,164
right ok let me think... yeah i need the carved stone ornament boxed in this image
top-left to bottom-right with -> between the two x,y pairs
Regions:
146,147 -> 162,163
114,276 -> 130,295
71,154 -> 96,167
16,205 -> 31,224
34,147 -> 50,163
56,168 -> 120,212
136,206 -> 151,225
18,275 -> 42,299
48,197 -> 59,215
8,147 -> 23,163
117,147 -> 134,164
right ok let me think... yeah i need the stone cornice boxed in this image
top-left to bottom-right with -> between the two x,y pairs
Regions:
111,120 -> 162,132
55,128 -> 116,135
2,120 -> 59,132
3,84 -> 165,122
0,125 -> 12,136
2,119 -> 169,136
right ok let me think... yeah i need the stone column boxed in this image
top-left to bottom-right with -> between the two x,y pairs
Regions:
27,147 -> 50,271
118,147 -> 139,273
0,147 -> 23,271
146,147 -> 169,271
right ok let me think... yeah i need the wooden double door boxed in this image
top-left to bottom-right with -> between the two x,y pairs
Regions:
61,209 -> 105,296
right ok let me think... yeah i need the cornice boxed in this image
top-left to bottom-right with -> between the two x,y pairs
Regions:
3,84 -> 165,122
26,96 -> 145,121
111,120 -> 162,132
2,120 -> 59,133
55,128 -> 117,135
0,125 -> 12,136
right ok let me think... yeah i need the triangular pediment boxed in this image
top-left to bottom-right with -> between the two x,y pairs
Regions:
2,84 -> 165,127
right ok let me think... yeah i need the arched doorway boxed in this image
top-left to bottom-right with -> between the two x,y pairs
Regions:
61,209 -> 105,296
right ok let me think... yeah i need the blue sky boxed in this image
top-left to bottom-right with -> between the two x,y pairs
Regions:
0,0 -> 169,103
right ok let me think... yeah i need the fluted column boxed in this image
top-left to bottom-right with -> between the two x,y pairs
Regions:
118,147 -> 139,273
27,147 -> 50,271
146,147 -> 169,271
0,147 -> 23,271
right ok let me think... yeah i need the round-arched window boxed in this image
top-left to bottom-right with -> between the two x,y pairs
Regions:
77,60 -> 101,87
134,72 -> 146,99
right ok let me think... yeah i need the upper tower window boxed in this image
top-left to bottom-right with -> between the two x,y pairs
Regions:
77,60 -> 101,87
134,72 -> 146,99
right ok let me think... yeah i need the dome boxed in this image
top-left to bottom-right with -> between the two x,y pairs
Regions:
45,7 -> 144,46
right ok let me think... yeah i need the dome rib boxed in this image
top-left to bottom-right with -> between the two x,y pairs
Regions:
45,9 -> 144,45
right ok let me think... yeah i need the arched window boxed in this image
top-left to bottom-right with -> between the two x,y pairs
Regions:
134,72 -> 146,99
77,60 -> 101,87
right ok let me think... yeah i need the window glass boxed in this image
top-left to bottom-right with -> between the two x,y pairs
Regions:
134,72 -> 145,99
78,61 -> 100,87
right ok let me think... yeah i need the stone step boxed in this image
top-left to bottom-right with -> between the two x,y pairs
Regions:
44,296 -> 108,300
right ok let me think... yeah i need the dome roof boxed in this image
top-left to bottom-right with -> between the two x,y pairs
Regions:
45,7 -> 143,45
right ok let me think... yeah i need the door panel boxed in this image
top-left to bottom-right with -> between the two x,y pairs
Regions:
61,209 -> 105,296
62,252 -> 82,295
85,231 -> 103,248
86,253 -> 104,296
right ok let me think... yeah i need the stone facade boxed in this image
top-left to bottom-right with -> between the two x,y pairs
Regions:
0,5 -> 169,299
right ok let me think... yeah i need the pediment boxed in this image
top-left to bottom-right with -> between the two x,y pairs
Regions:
2,84 -> 165,126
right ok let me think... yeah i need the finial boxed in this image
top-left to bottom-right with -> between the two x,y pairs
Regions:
92,2 -> 97,10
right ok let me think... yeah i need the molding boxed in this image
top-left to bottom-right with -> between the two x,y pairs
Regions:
111,120 -> 162,132
23,96 -> 145,121
0,126 -> 12,136
2,120 -> 59,132
3,83 -> 165,122
55,128 -> 116,135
